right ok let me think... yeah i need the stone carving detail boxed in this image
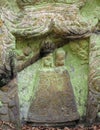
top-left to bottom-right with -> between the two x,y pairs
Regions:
86,34 -> 100,124
13,3 -> 93,38
40,38 -> 55,57
27,49 -> 79,126
0,0 -> 97,39
55,49 -> 65,67
69,40 -> 89,64
42,54 -> 54,68
16,0 -> 87,8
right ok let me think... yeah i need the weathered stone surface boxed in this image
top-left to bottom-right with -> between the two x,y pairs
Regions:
0,115 -> 9,122
0,105 -> 8,115
0,0 -> 100,127
55,49 -> 65,67
0,91 -> 10,104
0,85 -> 9,92
18,42 -> 89,120
23,47 -> 32,56
28,68 -> 79,123
17,0 -> 85,7
86,33 -> 100,124
8,99 -> 16,108
11,0 -> 97,39
0,19 -> 20,129
27,51 -> 79,125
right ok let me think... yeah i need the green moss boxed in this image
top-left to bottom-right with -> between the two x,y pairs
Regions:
8,0 -> 20,12
63,40 -> 89,116
80,0 -> 100,21
18,60 -> 40,118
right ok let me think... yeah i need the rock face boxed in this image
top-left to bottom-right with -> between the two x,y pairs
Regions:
0,0 -> 100,128
86,34 -> 100,124
0,19 -> 20,129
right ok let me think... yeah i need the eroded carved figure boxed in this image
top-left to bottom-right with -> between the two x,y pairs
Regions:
42,53 -> 54,68
27,49 -> 79,126
55,49 -> 65,67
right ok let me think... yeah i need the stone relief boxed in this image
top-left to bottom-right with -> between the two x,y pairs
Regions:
42,53 -> 54,68
69,39 -> 89,64
0,0 -> 100,128
27,49 -> 79,126
55,49 -> 66,67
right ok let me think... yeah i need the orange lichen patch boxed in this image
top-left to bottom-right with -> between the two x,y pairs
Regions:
0,20 -> 3,27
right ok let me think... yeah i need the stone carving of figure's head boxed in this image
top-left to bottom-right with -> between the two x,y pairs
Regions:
55,49 -> 65,67
42,53 -> 53,68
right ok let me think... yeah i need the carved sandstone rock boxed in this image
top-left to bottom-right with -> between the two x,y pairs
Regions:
27,50 -> 79,126
0,0 -> 100,127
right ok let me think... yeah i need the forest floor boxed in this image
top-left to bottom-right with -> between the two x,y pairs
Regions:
21,124 -> 100,130
0,121 -> 100,130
